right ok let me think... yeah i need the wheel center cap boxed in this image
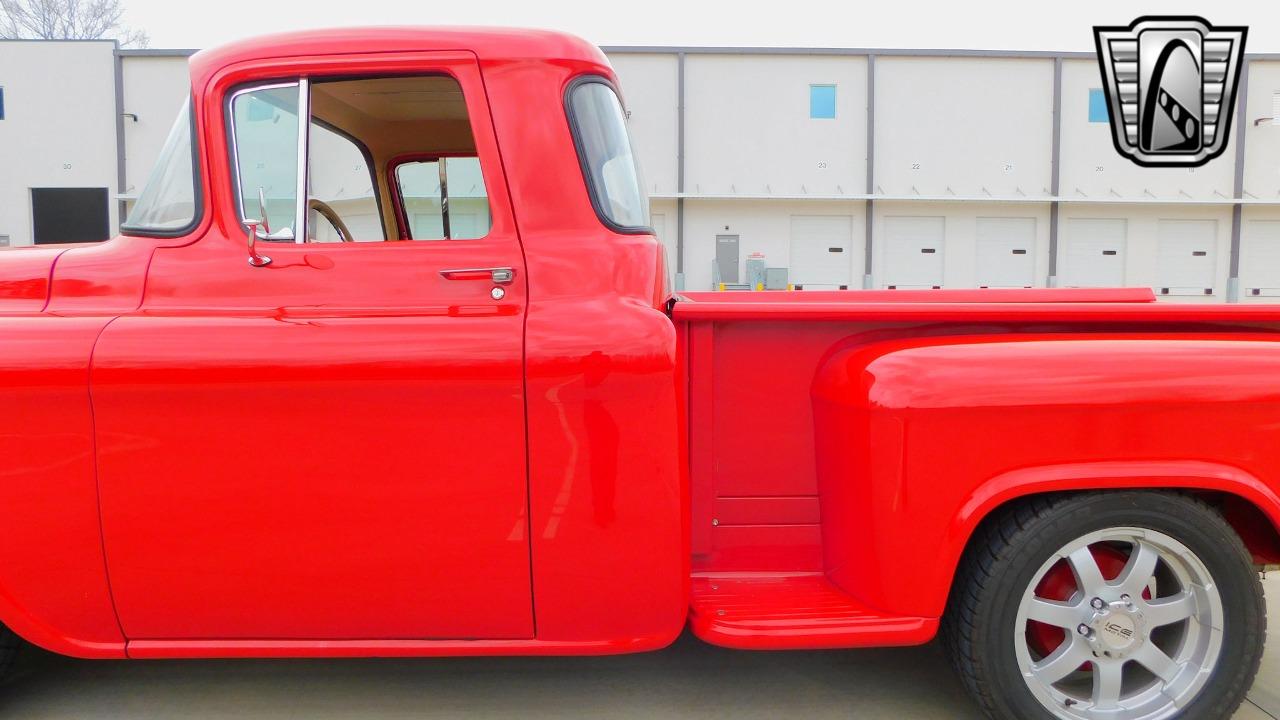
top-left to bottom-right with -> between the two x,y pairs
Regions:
1096,612 -> 1139,651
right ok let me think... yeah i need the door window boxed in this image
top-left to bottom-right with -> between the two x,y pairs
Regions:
308,122 -> 385,242
228,75 -> 493,244
229,83 -> 301,241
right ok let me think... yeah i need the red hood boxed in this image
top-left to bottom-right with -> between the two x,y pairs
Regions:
0,245 -> 66,312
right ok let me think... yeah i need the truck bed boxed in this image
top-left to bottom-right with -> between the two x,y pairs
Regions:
674,287 -> 1280,322
675,287 -> 1280,649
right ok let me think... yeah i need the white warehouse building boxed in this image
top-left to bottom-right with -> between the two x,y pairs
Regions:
2,39 -> 1280,301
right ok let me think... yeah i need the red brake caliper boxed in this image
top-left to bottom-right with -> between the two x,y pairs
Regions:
1028,544 -> 1152,660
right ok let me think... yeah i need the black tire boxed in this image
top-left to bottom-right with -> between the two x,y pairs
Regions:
943,491 -> 1266,720
0,624 -> 17,683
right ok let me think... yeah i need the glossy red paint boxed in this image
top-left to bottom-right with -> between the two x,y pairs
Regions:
0,317 -> 124,658
126,636 -> 668,659
683,315 -> 1280,648
92,50 -> 538,642
481,36 -> 686,649
0,245 -> 64,311
0,27 -> 1278,660
813,333 -> 1280,618
60,28 -> 676,655
689,574 -> 935,650
45,237 -> 156,314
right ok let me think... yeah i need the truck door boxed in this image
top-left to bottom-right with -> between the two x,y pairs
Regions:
91,56 -> 534,640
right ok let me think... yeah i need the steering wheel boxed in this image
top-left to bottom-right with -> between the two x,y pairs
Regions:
308,199 -> 353,242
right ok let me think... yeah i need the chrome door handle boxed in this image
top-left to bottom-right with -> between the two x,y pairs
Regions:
440,267 -> 516,284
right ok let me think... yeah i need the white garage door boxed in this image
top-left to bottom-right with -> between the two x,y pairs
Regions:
790,215 -> 853,289
1062,218 -> 1127,287
1155,219 -> 1217,297
1242,220 -> 1280,298
976,217 -> 1036,288
883,216 -> 944,289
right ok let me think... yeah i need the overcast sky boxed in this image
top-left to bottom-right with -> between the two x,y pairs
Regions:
124,0 -> 1280,52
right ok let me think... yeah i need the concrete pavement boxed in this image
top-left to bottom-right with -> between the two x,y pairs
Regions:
0,577 -> 1274,719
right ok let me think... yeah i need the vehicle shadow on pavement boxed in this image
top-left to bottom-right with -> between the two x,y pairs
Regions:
0,577 -> 1274,720
0,635 -> 982,719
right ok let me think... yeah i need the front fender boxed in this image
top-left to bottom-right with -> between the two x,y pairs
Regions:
0,316 -> 125,658
811,333 -> 1280,620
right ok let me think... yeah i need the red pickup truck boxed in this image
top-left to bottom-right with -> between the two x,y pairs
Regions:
2,27 -> 1277,720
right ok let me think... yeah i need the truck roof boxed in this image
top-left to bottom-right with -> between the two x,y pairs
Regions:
188,26 -> 610,90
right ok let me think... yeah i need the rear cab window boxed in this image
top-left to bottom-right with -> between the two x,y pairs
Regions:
392,156 -> 490,240
566,78 -> 650,233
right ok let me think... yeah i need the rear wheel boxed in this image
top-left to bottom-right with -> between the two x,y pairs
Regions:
944,492 -> 1266,720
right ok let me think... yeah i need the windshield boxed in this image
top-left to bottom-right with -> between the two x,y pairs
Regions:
121,98 -> 199,235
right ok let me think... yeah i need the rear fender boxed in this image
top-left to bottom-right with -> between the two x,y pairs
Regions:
948,460 -> 1280,582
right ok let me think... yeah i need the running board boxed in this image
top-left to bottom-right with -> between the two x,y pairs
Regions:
689,573 -> 937,650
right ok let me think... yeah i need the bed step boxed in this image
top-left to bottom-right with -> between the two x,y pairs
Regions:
689,573 -> 937,650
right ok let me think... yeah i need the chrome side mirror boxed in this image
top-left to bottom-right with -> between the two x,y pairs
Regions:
257,187 -> 272,235
253,189 -> 294,241
243,219 -> 272,267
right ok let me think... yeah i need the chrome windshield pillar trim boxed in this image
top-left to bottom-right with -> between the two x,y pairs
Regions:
294,77 -> 311,244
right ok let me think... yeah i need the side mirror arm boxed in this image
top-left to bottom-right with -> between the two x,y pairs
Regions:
243,219 -> 272,267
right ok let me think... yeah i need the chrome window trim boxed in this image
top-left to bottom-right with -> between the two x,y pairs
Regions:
438,156 -> 451,240
294,78 -> 310,244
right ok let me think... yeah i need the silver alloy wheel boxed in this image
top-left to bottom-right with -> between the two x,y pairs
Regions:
1014,527 -> 1224,720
